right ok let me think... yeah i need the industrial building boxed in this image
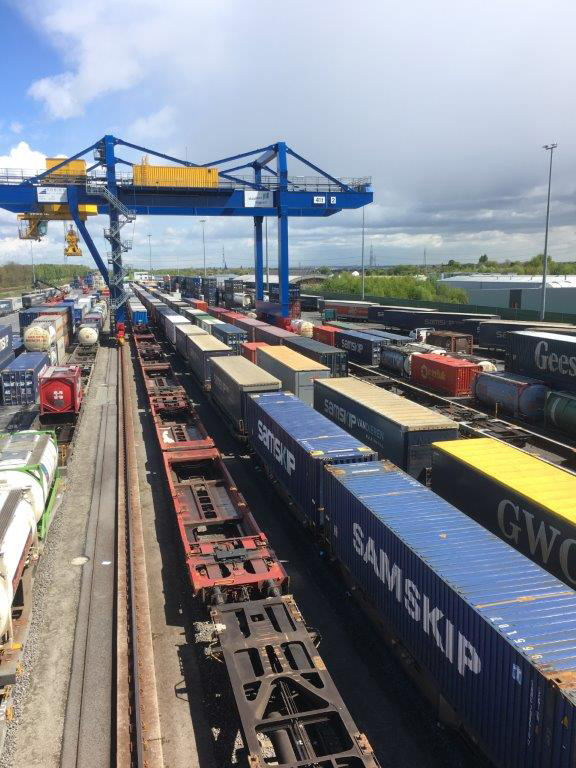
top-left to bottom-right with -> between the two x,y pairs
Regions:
439,273 -> 576,313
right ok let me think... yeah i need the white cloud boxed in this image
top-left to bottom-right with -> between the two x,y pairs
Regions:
9,122 -> 23,135
0,141 -> 45,172
127,107 -> 177,144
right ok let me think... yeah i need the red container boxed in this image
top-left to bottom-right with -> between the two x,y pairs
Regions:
187,298 -> 208,312
208,306 -> 229,319
39,365 -> 83,415
254,325 -> 297,345
410,354 -> 480,396
312,324 -> 339,346
241,342 -> 270,364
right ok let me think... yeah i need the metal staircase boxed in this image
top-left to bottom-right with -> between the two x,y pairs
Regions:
86,182 -> 136,315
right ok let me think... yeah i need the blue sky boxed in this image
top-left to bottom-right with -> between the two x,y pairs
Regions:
0,0 -> 575,271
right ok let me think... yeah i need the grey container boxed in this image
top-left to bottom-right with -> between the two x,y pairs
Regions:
186,334 -> 231,389
163,313 -> 192,347
333,329 -> 382,365
210,356 -> 281,433
256,346 -> 330,405
245,392 -> 377,526
507,330 -> 576,391
324,459 -> 576,768
474,371 -> 549,418
314,377 -> 458,480
284,336 -> 348,377
174,323 -> 207,359
211,322 -> 248,354
229,315 -> 267,342
478,319 -> 576,351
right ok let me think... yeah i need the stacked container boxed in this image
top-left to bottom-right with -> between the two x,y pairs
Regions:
411,354 -> 480,396
1,353 -> 49,404
210,356 -> 281,433
201,276 -> 218,306
256,346 -> 330,405
314,377 -> 458,479
186,335 -> 231,389
245,391 -> 377,526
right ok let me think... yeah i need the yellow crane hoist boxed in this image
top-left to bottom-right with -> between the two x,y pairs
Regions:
64,225 -> 82,258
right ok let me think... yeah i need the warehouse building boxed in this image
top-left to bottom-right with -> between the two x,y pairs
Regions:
439,274 -> 576,313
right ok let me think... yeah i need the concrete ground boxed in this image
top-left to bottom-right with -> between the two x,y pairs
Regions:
0,344 -> 116,768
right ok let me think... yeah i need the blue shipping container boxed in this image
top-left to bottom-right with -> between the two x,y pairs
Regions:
245,392 -> 377,526
19,308 -> 44,330
325,460 -> 576,768
1,352 -> 49,404
0,325 -> 12,368
333,329 -> 382,365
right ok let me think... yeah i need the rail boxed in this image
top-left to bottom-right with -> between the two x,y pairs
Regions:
117,344 -> 164,767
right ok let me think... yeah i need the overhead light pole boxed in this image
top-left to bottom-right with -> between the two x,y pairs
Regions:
200,219 -> 207,277
540,142 -> 557,320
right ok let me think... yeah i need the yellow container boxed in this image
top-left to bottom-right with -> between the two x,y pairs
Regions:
46,157 -> 87,176
133,163 -> 218,188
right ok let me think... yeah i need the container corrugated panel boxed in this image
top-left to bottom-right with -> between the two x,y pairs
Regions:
174,323 -> 207,358
545,390 -> 576,436
325,459 -> 576,768
186,334 -> 231,389
333,329 -> 382,365
507,330 -> 576,391
411,354 -> 480,396
163,314 -> 191,347
133,164 -> 218,188
254,325 -> 297,345
284,336 -> 348,377
474,371 -> 549,418
1,352 -> 49,405
230,315 -> 267,342
431,437 -> 576,588
312,325 -> 339,345
197,316 -> 225,334
314,377 -> 458,479
210,356 -> 281,432
211,322 -> 248,353
245,392 -> 377,526
0,326 -> 13,368
256,346 -> 331,405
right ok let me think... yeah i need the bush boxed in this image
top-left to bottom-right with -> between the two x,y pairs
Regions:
309,274 -> 468,303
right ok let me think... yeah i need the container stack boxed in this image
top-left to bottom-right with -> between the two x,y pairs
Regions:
201,277 -> 218,306
224,278 -> 244,308
1,353 -> 49,405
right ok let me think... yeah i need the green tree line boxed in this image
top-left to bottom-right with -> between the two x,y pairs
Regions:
0,261 -> 90,292
302,274 -> 468,303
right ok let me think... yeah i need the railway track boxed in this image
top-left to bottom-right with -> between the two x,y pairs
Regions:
117,344 -> 163,768
348,361 -> 576,469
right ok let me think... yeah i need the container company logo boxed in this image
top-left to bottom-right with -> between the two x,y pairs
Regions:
417,363 -> 446,381
340,338 -> 364,353
498,499 -> 576,583
534,340 -> 576,378
352,522 -> 482,677
257,420 -> 296,475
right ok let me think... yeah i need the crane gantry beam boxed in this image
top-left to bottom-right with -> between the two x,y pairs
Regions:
0,135 -> 373,330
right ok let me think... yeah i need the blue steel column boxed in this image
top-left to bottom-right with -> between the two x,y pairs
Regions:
103,135 -> 124,329
276,142 -> 289,317
254,165 -> 264,301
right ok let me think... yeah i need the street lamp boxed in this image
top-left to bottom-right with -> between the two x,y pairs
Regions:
200,219 -> 207,277
540,143 -> 558,320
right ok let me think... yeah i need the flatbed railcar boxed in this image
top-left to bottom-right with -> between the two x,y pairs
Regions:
130,316 -> 380,768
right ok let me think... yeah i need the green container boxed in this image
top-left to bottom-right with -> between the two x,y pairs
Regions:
545,390 -> 576,437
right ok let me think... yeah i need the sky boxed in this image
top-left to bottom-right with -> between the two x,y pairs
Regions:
0,0 -> 574,271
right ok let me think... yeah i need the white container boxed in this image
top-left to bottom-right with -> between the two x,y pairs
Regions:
24,322 -> 56,353
0,489 -> 37,638
0,432 -> 58,522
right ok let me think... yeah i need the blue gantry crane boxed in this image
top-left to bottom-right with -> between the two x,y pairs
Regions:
0,135 -> 372,330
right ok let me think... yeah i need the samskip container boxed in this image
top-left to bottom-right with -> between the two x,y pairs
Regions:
0,326 -> 13,369
314,377 -> 458,479
1,353 -> 49,405
186,335 -> 231,389
284,336 -> 348,377
474,371 -> 548,418
411,354 -> 480,396
325,459 -> 576,768
245,392 -> 377,526
545,390 -> 576,436
256,346 -> 330,405
431,437 -> 576,588
478,320 -> 576,351
507,330 -> 576,391
210,356 -> 281,432
333,329 -> 382,365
